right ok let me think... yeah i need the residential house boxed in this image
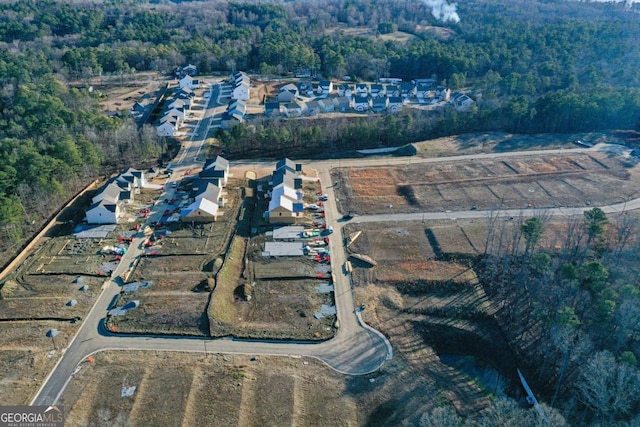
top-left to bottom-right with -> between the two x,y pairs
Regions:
451,93 -> 475,111
179,75 -> 199,90
388,97 -> 404,113
337,84 -> 352,98
386,85 -> 400,97
177,86 -> 196,99
353,96 -> 370,112
200,156 -> 229,185
231,71 -> 250,101
265,102 -> 281,117
91,182 -> 122,205
183,64 -> 197,76
355,83 -> 369,97
435,86 -> 451,102
163,107 -> 185,123
221,100 -> 246,129
416,81 -> 435,103
119,168 -> 146,189
284,102 -> 304,117
194,182 -> 222,205
369,84 -> 385,98
333,96 -> 351,112
86,200 -> 120,224
167,98 -> 191,112
277,83 -> 298,103
181,198 -> 218,223
400,82 -> 416,99
305,100 -> 322,116
157,121 -> 177,137
316,79 -> 333,97
318,99 -> 335,113
275,158 -> 302,174
297,81 -> 314,97
371,97 -> 388,113
268,185 -> 304,224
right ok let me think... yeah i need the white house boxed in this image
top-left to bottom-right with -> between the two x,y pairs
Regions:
435,86 -> 451,102
355,83 -> 369,97
157,121 -> 177,137
86,200 -> 120,224
316,79 -> 333,97
371,97 -> 388,113
179,75 -> 199,90
386,85 -> 400,97
167,98 -> 191,112
231,71 -> 250,101
333,96 -> 351,112
181,198 -> 218,222
451,93 -> 475,111
268,186 -> 304,224
163,107 -> 185,123
119,168 -> 146,189
200,156 -> 229,185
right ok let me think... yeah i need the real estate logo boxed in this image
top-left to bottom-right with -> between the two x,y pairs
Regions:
0,406 -> 64,427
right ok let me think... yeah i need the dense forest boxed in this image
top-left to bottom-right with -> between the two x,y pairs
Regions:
1,1 -> 640,422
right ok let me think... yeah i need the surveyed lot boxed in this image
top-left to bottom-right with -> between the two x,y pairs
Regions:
60,351 -> 359,427
334,152 -> 639,214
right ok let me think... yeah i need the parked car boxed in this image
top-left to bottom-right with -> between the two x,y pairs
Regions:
342,212 -> 354,220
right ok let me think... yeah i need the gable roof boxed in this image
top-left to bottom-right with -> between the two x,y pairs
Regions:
181,198 -> 219,218
203,156 -> 229,171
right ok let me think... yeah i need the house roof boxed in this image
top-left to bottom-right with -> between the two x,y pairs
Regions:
272,170 -> 295,188
370,84 -> 383,92
279,83 -> 298,94
181,198 -> 219,218
271,184 -> 299,204
306,100 -> 321,110
276,158 -> 297,172
388,96 -> 404,105
265,102 -> 280,112
87,199 -> 117,213
203,156 -> 229,171
354,95 -> 369,104
318,79 -> 332,88
333,96 -> 350,107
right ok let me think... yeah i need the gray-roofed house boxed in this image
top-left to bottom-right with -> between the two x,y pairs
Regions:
355,83 -> 369,96
371,97 -> 388,113
369,84 -> 385,98
277,83 -> 298,103
337,83 -> 352,98
275,158 -> 302,174
305,100 -> 322,116
416,81 -> 435,103
386,85 -> 400,97
265,101 -> 281,117
400,82 -> 416,99
316,79 -> 333,97
318,99 -> 335,113
353,95 -> 370,112
388,96 -> 404,113
451,93 -> 475,111
297,81 -> 314,97
333,96 -> 351,112
284,102 -> 304,117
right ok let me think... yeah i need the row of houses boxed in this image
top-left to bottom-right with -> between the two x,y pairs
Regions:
266,95 -> 405,117
266,159 -> 305,225
86,168 -> 146,224
180,156 -> 230,223
277,79 -> 453,104
230,71 -> 250,101
221,99 -> 247,129
156,83 -> 197,137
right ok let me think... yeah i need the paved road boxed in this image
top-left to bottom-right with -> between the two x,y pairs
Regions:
31,125 -> 638,405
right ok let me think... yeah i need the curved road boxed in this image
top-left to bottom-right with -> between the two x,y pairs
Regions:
31,105 -> 638,405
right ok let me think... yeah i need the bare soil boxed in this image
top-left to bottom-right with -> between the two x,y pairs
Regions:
60,351 -> 360,427
334,151 -> 639,215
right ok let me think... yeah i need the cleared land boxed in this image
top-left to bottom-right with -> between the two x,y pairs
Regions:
60,351 -> 359,427
334,151 -> 640,214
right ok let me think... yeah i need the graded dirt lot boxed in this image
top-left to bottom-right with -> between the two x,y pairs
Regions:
334,151 -> 639,215
60,351 -> 360,427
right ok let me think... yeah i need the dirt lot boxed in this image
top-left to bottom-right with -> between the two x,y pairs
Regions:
60,351 -> 360,427
334,151 -> 639,215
